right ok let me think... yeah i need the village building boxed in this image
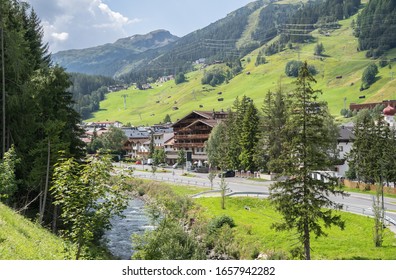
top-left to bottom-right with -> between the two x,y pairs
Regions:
123,137 -> 150,159
172,110 -> 227,166
336,124 -> 354,177
85,121 -> 123,129
383,104 -> 396,127
349,100 -> 396,112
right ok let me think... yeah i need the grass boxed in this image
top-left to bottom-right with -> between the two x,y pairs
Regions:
134,178 -> 210,196
194,197 -> 396,260
0,203 -> 71,260
341,186 -> 396,199
87,9 -> 396,126
170,185 -> 211,196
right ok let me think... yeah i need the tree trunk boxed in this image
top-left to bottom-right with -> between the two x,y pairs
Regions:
76,242 -> 82,260
1,27 -> 5,158
39,138 -> 50,224
304,220 -> 311,260
52,204 -> 58,234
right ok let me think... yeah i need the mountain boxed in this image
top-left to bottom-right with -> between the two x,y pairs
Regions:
53,0 -> 364,81
52,30 -> 179,77
85,0 -> 396,126
53,0 -> 289,78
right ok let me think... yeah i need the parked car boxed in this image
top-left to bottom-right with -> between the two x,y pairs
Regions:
218,170 -> 235,178
135,160 -> 141,165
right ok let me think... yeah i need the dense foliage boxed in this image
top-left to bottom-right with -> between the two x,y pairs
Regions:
51,154 -> 129,259
355,0 -> 396,57
68,73 -> 116,119
361,63 -> 379,89
347,110 -> 396,246
285,60 -> 317,77
0,0 -> 84,226
206,96 -> 261,172
282,0 -> 360,43
0,145 -> 19,202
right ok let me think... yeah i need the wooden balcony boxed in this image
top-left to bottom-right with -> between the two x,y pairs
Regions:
175,134 -> 209,140
173,143 -> 205,148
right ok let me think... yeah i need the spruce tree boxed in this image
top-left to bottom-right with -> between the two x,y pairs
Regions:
269,62 -> 346,260
348,112 -> 390,246
262,88 -> 288,173
239,100 -> 260,172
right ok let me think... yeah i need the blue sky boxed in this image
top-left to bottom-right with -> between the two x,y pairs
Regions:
25,0 -> 254,53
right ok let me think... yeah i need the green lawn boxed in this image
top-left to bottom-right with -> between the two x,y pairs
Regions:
194,197 -> 396,260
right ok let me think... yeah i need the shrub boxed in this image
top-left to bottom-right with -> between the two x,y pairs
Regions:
361,63 -> 378,88
201,67 -> 226,86
285,60 -> 317,78
208,215 -> 236,234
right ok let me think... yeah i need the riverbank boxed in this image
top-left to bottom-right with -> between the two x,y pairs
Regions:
123,178 -> 396,260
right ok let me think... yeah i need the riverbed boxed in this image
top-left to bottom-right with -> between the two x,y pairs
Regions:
103,198 -> 153,260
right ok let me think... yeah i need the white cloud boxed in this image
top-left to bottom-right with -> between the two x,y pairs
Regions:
98,3 -> 129,25
25,0 -> 142,52
52,32 -> 69,41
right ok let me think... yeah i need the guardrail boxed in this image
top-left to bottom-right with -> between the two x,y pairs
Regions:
132,173 -> 210,188
133,173 -> 396,227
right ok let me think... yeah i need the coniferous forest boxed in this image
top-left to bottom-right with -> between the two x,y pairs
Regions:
0,0 -> 85,226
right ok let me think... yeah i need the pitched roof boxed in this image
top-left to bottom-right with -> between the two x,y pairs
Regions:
172,110 -> 227,127
186,119 -> 221,129
338,126 -> 355,142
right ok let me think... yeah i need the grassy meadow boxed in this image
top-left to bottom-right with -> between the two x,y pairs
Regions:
0,203 -> 69,260
87,13 -> 396,126
193,197 -> 396,260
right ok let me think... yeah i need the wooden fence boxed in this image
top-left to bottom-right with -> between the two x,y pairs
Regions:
342,179 -> 396,195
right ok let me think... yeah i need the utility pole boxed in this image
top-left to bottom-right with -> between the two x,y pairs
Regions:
122,94 -> 127,110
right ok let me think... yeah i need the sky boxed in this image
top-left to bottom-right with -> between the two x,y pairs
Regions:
24,0 -> 254,53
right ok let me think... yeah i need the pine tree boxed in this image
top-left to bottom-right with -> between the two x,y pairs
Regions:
262,88 -> 288,173
0,1 -> 84,219
269,62 -> 346,260
348,112 -> 390,246
239,100 -> 260,172
148,131 -> 155,159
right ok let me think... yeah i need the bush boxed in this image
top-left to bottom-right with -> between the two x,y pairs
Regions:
361,63 -> 378,88
201,67 -> 226,87
285,61 -> 317,77
132,219 -> 206,260
175,73 -> 187,85
208,215 -> 236,234
285,60 -> 303,77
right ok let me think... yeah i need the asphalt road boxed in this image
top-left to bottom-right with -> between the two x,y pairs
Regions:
117,163 -> 396,232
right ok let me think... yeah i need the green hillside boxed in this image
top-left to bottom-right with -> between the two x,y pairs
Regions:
87,11 -> 396,125
0,203 -> 70,260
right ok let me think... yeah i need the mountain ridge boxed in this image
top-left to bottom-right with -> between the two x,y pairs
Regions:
52,29 -> 179,76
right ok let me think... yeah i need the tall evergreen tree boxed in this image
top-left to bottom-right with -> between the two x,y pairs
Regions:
269,62 -> 346,260
0,1 -> 84,222
239,100 -> 260,172
347,112 -> 391,246
262,88 -> 288,173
